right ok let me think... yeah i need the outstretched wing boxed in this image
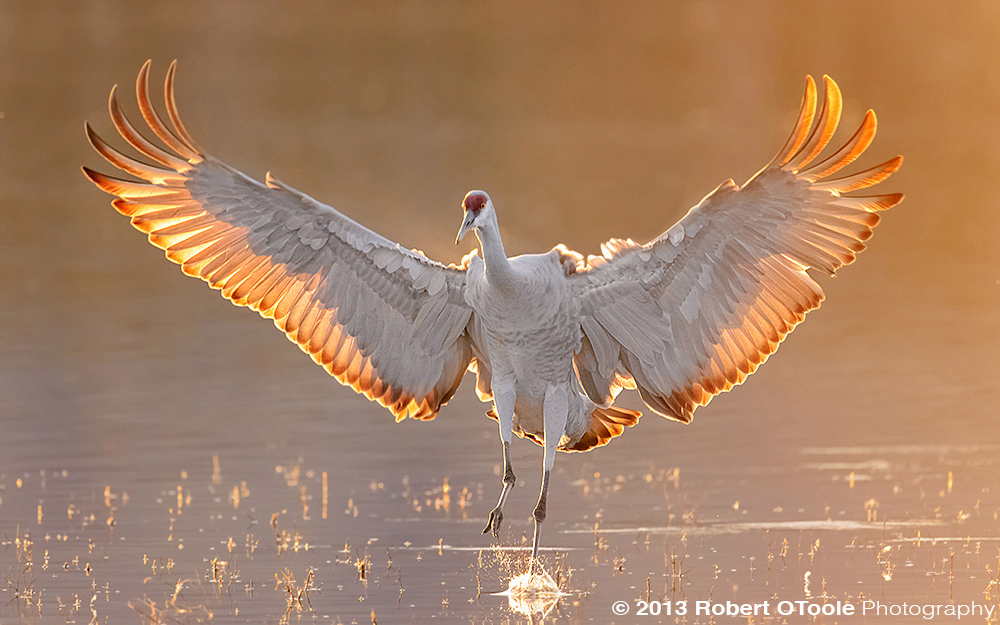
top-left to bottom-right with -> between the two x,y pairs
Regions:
571,76 -> 903,423
83,61 -> 476,421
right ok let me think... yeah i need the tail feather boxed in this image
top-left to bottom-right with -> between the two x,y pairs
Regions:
564,405 -> 641,452
485,404 -> 641,452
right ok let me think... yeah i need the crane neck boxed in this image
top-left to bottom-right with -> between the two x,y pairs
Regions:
475,218 -> 516,290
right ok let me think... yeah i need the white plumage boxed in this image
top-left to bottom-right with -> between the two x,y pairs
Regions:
84,62 -> 903,570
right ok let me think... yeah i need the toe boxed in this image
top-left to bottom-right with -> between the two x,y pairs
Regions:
483,509 -> 503,537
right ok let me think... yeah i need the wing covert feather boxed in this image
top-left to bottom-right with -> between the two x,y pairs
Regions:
570,76 -> 903,423
84,61 -> 479,421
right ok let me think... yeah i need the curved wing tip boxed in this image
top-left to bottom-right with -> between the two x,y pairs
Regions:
83,121 -> 101,149
107,84 -> 122,111
803,75 -> 817,99
140,58 -> 181,73
885,154 -> 904,171
769,76 -> 820,168
81,165 -> 102,185
823,75 -> 841,97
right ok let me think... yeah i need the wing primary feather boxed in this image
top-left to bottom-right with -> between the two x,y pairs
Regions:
135,60 -> 201,162
832,193 -> 904,212
811,156 -> 903,193
159,223 -> 231,252
800,110 -> 877,180
108,86 -> 192,171
85,122 -> 180,184
150,213 -> 219,236
164,60 -> 205,154
784,75 -> 843,172
770,76 -> 818,168
127,205 -> 202,227
82,167 -> 179,199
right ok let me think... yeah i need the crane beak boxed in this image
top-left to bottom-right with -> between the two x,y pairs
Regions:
455,216 -> 474,245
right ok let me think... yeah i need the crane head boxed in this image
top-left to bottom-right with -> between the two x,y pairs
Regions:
456,190 -> 492,244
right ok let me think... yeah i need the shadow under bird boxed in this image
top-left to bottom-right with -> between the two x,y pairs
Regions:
84,61 -> 903,572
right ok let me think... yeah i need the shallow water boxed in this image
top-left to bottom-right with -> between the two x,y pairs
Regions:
2,2 -> 999,623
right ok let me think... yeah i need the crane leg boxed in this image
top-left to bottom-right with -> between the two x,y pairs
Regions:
531,386 -> 567,573
483,380 -> 516,539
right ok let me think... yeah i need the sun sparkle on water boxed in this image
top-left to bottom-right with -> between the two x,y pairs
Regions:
496,566 -> 567,618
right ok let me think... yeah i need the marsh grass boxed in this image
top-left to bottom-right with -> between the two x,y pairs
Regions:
274,567 -> 319,624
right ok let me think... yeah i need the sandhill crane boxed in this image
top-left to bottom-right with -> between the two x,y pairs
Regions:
84,61 -> 903,572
